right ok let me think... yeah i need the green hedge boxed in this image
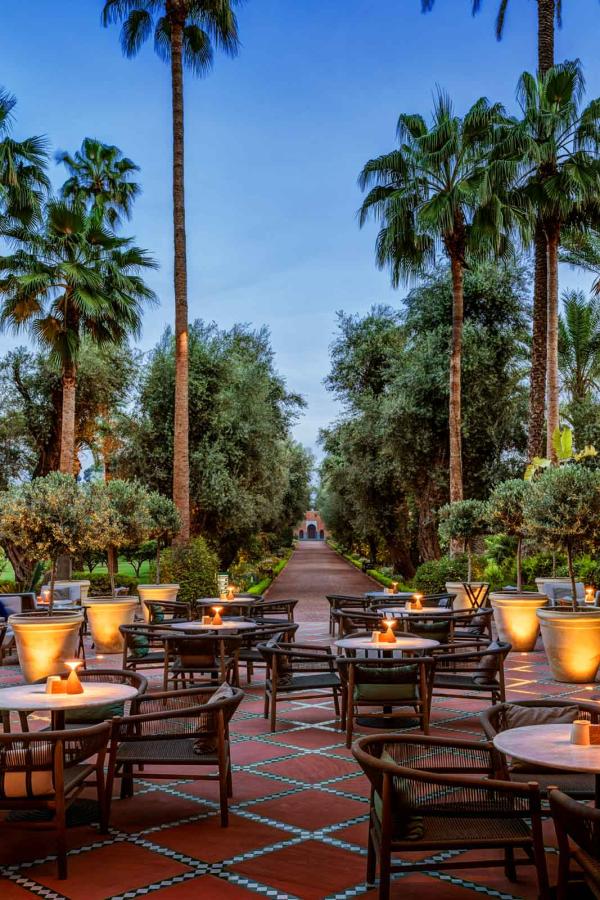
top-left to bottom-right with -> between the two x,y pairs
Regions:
249,555 -> 291,595
149,537 -> 219,607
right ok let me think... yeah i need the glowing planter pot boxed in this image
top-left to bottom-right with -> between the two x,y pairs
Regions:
10,612 -> 84,683
445,582 -> 470,611
83,597 -> 138,653
489,592 -> 547,652
137,584 -> 180,622
536,607 -> 600,683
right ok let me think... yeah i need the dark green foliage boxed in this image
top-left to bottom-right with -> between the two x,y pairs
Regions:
73,571 -> 141,596
149,536 -> 219,608
412,556 -> 470,593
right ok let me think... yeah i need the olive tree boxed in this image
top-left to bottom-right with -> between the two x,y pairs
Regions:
0,473 -> 114,610
438,499 -> 488,582
487,479 -> 531,589
523,465 -> 600,603
92,479 -> 153,597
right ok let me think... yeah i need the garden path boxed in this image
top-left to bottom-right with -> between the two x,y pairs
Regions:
266,542 -> 375,637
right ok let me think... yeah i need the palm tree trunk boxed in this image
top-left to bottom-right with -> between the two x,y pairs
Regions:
59,361 -> 77,474
449,255 -> 464,503
527,223 -> 548,460
537,0 -> 555,75
170,17 -> 190,542
546,222 -> 560,458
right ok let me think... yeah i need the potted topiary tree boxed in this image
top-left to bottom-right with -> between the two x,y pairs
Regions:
137,491 -> 182,621
0,473 -> 110,681
438,499 -> 488,610
525,464 -> 600,682
487,479 -> 547,651
83,479 -> 152,652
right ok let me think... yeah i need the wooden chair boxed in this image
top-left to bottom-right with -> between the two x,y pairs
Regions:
431,640 -> 510,706
333,609 -> 381,636
353,733 -> 550,900
253,598 -> 298,625
453,607 -> 493,641
549,788 -> 600,900
337,655 -> 435,747
258,639 -> 341,731
326,594 -> 372,635
238,621 -> 299,683
120,623 -> 174,672
163,633 -> 240,690
403,611 -> 454,644
0,723 -> 111,879
105,684 -> 243,827
480,700 -> 600,799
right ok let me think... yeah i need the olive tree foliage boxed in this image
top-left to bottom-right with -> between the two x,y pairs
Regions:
523,464 -> 600,602
319,261 -> 529,571
0,340 -> 140,486
438,500 -> 488,581
91,479 -> 153,597
147,491 -> 181,583
115,322 -> 311,564
0,473 -> 117,606
487,479 -> 531,589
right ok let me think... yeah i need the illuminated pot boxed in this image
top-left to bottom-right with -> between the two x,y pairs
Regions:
84,597 -> 138,653
137,584 -> 180,622
490,592 -> 547,652
537,607 -> 600,683
10,611 -> 84,683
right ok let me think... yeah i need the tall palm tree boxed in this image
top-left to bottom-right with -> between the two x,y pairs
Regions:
358,93 -> 514,503
421,1 -> 567,461
497,62 -> 600,457
558,289 -> 600,405
0,200 -> 157,473
57,137 -> 140,228
0,88 -> 49,228
102,0 -> 241,542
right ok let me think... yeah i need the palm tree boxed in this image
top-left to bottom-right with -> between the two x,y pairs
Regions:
558,289 -> 600,405
0,200 -> 157,473
57,137 -> 140,228
421,1 -> 570,461
102,0 -> 241,542
497,62 -> 600,457
358,93 -> 514,503
0,88 -> 49,228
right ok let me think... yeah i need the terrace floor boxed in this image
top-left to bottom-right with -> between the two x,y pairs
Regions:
0,543 -> 593,900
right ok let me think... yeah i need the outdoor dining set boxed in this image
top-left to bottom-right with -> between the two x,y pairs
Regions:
1,582 -> 600,899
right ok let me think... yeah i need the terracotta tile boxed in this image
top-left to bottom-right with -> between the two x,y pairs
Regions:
231,740 -> 299,766
232,838 -> 366,899
246,788 -> 366,829
28,840 -> 192,900
152,812 -> 288,862
265,752 -> 357,784
108,790 -> 208,833
150,874 -> 258,897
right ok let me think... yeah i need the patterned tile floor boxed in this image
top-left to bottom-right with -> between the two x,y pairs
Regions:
0,546 -> 597,899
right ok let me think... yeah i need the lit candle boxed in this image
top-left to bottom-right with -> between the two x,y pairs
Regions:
65,660 -> 84,694
211,606 -> 224,626
40,588 -> 51,606
226,586 -> 235,601
412,593 -> 424,611
380,619 -> 397,643
585,586 -> 595,605
391,581 -> 398,594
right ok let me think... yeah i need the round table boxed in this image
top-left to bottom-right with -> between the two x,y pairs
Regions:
364,591 -> 414,602
493,723 -> 600,805
335,635 -> 439,653
171,620 -> 257,632
0,681 -> 139,730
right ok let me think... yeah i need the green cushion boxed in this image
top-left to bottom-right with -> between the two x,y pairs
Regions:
131,635 -> 150,658
374,749 -> 425,840
354,682 -> 417,702
410,623 -> 450,643
151,605 -> 165,624
65,702 -> 125,724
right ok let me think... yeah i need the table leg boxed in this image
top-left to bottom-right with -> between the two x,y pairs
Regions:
51,710 -> 65,730
595,773 -> 600,808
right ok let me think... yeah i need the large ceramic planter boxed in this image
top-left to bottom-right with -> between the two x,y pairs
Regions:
137,584 -> 180,622
10,611 -> 84,683
537,607 -> 600,682
490,591 -> 547,652
84,597 -> 138,653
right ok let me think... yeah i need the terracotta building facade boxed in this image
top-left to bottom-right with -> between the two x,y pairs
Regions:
293,510 -> 328,541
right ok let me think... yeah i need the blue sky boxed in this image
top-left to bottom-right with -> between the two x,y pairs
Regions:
2,0 -> 600,455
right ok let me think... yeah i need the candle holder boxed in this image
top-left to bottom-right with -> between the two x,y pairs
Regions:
412,593 -> 424,611
380,619 -> 397,643
391,581 -> 398,595
585,586 -> 595,605
65,660 -> 84,695
211,606 -> 224,626
226,586 -> 235,601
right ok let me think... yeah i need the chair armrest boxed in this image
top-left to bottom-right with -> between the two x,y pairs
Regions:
550,788 -> 600,857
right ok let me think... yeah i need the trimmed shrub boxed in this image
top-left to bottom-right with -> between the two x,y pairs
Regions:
413,555 -> 471,594
148,536 -> 219,607
72,571 -> 140,596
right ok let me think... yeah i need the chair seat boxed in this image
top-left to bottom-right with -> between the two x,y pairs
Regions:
508,767 -> 595,797
354,683 -> 417,702
434,674 -> 498,692
413,813 -> 531,845
268,673 -> 340,692
126,651 -> 165,665
116,738 -> 218,765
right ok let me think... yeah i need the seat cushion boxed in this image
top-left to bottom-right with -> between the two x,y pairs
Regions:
131,635 -> 150,658
65,702 -> 125,724
207,682 -> 235,704
374,750 -> 424,840
2,746 -> 54,797
504,703 -> 580,730
473,642 -> 502,684
354,682 -> 417,702
354,664 -> 418,702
